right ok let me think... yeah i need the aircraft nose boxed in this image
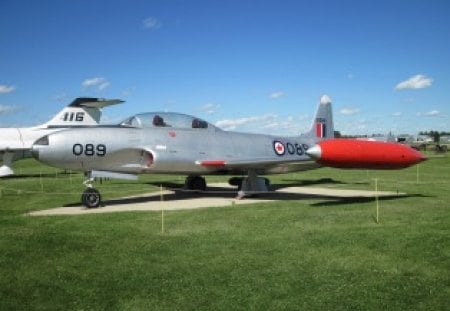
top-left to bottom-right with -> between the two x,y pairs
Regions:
31,135 -> 50,159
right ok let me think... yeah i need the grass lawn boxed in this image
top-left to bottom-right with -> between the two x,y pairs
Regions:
0,155 -> 449,310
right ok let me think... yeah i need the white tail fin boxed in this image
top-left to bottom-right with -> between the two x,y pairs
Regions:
42,97 -> 123,128
302,95 -> 334,140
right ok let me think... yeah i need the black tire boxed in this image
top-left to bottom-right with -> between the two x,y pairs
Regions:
264,178 -> 271,190
191,176 -> 206,191
229,177 -> 243,187
185,176 -> 206,191
81,188 -> 102,208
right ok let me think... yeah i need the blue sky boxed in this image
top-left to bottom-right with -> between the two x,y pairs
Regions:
1,0 -> 449,135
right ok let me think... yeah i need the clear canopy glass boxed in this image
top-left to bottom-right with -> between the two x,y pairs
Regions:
119,112 -> 216,130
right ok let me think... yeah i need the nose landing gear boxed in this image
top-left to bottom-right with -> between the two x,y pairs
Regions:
81,188 -> 102,208
81,173 -> 102,208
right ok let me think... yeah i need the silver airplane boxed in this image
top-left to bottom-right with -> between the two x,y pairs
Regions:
0,97 -> 123,177
32,95 -> 334,207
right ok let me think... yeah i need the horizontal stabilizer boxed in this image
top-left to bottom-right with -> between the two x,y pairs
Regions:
69,98 -> 124,108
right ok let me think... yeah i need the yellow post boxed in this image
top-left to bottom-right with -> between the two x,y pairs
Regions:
375,178 -> 379,224
160,185 -> 164,234
416,164 -> 420,184
40,169 -> 44,193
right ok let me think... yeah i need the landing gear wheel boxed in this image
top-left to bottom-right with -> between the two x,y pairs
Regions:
81,188 -> 102,208
264,178 -> 271,190
185,176 -> 207,191
229,177 -> 244,188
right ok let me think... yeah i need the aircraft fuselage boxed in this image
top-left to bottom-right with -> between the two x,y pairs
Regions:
33,125 -> 319,176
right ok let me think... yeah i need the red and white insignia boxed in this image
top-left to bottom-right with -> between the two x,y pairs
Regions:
273,141 -> 285,156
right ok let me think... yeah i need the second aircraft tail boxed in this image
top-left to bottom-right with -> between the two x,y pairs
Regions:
41,97 -> 124,128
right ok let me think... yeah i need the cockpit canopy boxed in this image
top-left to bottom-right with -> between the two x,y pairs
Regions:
119,112 -> 217,130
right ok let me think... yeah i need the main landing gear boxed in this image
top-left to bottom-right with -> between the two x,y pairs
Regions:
235,170 -> 270,199
184,175 -> 207,191
184,171 -> 271,198
81,173 -> 102,208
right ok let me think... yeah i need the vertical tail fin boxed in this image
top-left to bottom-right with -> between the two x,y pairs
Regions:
41,97 -> 123,128
302,95 -> 334,140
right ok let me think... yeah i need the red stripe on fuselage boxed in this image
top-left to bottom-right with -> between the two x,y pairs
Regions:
200,160 -> 226,167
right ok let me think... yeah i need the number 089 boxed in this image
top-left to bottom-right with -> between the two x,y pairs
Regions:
72,144 -> 106,157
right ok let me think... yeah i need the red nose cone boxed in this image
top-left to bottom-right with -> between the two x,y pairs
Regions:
410,148 -> 427,164
307,139 -> 427,169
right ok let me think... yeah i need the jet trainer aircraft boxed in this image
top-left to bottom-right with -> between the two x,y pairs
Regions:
0,97 -> 123,177
31,95 -> 426,208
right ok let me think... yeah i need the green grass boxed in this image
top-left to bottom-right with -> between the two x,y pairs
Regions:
0,156 -> 449,310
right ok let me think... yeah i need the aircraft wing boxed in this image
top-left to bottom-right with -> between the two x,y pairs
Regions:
196,157 -> 311,169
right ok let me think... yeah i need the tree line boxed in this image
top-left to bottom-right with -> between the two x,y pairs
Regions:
418,131 -> 450,143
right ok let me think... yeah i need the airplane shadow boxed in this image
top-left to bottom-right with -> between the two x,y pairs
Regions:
272,178 -> 348,190
63,182 -> 428,208
145,178 -> 348,192
278,177 -> 370,188
1,171 -> 77,179
309,193 -> 430,207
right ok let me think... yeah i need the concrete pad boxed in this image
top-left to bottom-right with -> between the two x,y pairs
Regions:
27,184 -> 404,217
276,186 -> 402,198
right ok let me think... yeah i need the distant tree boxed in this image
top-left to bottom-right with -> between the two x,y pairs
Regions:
433,131 -> 440,143
334,131 -> 342,138
418,131 -> 450,143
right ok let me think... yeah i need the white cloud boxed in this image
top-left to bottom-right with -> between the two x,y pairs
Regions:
416,110 -> 441,117
199,103 -> 220,115
215,114 -> 277,130
347,73 -> 355,79
82,77 -> 110,91
424,110 -> 440,116
98,81 -> 110,91
339,107 -> 360,115
336,119 -> 368,135
213,113 -> 313,135
143,17 -> 162,29
0,85 -> 16,94
82,77 -> 105,88
395,74 -> 432,90
263,120 -> 300,132
262,122 -> 280,129
0,104 -> 16,115
270,91 -> 285,99
392,112 -> 402,117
